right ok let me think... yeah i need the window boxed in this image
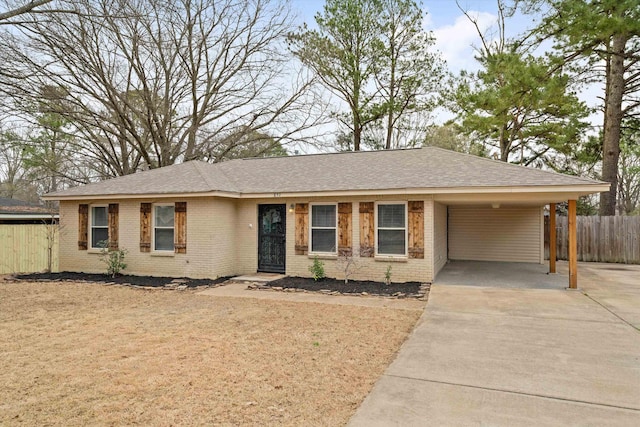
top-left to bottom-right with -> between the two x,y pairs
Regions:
154,205 -> 175,251
90,206 -> 108,249
310,204 -> 337,253
377,203 -> 407,256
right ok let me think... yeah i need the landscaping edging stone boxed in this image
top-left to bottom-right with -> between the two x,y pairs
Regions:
243,279 -> 431,300
6,273 -> 432,300
8,272 -> 231,291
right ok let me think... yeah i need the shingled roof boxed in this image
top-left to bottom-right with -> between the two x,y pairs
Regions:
45,147 -> 606,199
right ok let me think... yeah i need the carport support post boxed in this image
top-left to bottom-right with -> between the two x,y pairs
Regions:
568,200 -> 578,289
549,203 -> 556,274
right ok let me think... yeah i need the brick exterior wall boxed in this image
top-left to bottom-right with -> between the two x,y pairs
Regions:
59,195 -> 436,282
235,195 -> 435,283
59,198 -> 237,279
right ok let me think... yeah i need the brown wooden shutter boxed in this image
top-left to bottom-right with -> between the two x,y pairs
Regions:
140,203 -> 151,252
108,203 -> 119,250
359,202 -> 374,257
174,202 -> 187,254
295,203 -> 308,255
78,204 -> 88,250
408,201 -> 424,259
338,202 -> 352,256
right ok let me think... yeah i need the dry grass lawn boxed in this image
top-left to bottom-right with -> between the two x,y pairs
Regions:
0,281 -> 421,426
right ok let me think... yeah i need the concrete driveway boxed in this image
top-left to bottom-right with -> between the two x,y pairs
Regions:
349,262 -> 640,426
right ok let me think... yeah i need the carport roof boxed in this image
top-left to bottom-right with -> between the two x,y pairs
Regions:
44,147 -> 608,199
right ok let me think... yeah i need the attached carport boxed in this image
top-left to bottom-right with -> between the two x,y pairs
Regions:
436,260 -> 567,289
432,187 -> 609,289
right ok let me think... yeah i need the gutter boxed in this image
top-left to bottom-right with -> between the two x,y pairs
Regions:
0,213 -> 60,220
41,183 -> 610,202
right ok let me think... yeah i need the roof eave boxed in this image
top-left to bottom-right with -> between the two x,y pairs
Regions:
237,183 -> 610,199
42,190 -> 242,201
42,183 -> 610,201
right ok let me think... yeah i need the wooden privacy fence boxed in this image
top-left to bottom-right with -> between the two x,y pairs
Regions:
0,224 -> 59,274
545,216 -> 640,264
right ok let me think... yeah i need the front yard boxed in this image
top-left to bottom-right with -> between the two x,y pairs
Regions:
0,281 -> 421,426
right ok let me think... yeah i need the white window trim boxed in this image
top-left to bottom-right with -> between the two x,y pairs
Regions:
309,202 -> 338,255
152,203 -> 175,253
374,201 -> 408,257
89,204 -> 108,250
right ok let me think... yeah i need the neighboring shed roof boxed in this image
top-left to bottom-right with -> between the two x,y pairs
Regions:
0,198 -> 58,223
44,147 -> 607,199
0,197 -> 56,215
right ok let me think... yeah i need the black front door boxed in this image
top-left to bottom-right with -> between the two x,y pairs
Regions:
258,204 -> 286,273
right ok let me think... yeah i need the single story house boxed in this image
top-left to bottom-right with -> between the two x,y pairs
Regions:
43,147 -> 609,287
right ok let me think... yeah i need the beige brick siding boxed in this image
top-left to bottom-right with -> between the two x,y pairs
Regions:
238,196 -> 435,283
59,198 -> 237,279
433,202 -> 448,278
234,199 -> 259,275
59,195 -> 437,282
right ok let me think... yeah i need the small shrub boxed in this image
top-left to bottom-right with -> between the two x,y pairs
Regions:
384,264 -> 392,285
98,241 -> 128,278
308,256 -> 326,281
337,250 -> 361,284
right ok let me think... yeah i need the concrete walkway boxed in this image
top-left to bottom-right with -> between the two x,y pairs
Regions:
349,262 -> 640,426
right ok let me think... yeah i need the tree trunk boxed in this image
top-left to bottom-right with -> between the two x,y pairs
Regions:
353,76 -> 362,151
499,124 -> 509,161
353,122 -> 361,151
599,33 -> 628,216
385,106 -> 393,150
385,40 -> 396,150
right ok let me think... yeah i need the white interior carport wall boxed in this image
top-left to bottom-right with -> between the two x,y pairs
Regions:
448,206 -> 544,264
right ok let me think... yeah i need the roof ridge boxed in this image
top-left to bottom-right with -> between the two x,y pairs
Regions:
192,160 -> 241,193
191,161 -> 219,191
423,146 -> 606,185
237,147 -> 421,162
45,161 -> 191,197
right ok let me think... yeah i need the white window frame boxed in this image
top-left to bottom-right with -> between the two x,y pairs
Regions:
375,201 -> 408,257
153,203 -> 175,252
89,204 -> 109,250
309,202 -> 338,255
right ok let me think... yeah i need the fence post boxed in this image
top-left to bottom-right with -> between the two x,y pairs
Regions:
568,200 -> 578,289
549,203 -> 556,273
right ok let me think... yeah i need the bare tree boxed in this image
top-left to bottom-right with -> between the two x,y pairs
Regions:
4,0 -> 324,178
41,200 -> 60,273
0,128 -> 28,198
336,250 -> 362,284
0,0 -> 52,23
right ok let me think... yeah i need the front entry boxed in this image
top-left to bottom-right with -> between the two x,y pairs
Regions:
258,204 -> 286,273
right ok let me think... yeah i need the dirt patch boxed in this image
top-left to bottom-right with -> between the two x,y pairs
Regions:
0,281 -> 420,426
266,276 -> 423,297
14,271 -> 229,288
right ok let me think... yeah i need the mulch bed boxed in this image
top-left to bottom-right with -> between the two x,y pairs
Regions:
13,272 -> 229,288
264,276 -> 424,298
11,272 -> 427,298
